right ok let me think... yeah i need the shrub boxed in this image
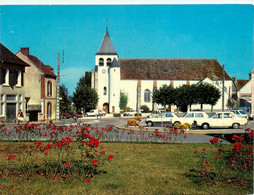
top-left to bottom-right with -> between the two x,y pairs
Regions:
113,113 -> 121,117
141,105 -> 149,113
192,128 -> 253,186
127,118 -> 139,126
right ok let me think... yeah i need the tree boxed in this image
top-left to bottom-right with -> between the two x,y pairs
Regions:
73,73 -> 98,112
174,85 -> 194,112
119,91 -> 128,110
195,82 -> 221,112
60,84 -> 71,113
77,71 -> 91,88
73,85 -> 98,112
153,84 -> 175,109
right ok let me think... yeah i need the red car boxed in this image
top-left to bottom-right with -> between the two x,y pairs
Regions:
61,113 -> 71,119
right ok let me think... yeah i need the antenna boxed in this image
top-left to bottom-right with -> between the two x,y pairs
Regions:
62,50 -> 64,63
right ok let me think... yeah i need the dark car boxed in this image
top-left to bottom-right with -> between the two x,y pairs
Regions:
61,113 -> 71,119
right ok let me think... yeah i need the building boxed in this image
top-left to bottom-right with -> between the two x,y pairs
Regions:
92,29 -> 233,113
0,43 -> 30,121
16,47 -> 57,121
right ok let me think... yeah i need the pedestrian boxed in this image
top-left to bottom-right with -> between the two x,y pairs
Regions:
97,112 -> 101,119
17,109 -> 24,124
73,110 -> 77,122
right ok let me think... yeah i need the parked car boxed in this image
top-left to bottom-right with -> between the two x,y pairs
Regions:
123,110 -> 136,116
229,110 -> 248,119
61,112 -> 71,119
173,111 -> 209,126
85,109 -> 99,117
147,110 -> 166,118
145,112 -> 178,127
194,111 -> 248,129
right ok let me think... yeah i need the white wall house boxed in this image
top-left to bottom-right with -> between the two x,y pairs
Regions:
92,29 -> 233,113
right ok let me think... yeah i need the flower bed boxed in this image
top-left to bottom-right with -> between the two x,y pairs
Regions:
191,128 -> 253,186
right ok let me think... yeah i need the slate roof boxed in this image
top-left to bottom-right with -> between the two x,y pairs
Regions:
20,49 -> 56,78
0,43 -> 29,66
118,58 -> 231,81
110,58 -> 120,68
235,79 -> 249,90
96,30 -> 117,55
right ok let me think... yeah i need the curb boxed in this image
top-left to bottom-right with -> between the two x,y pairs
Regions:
116,124 -> 248,135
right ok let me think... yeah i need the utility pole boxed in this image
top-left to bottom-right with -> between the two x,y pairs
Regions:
222,64 -> 225,111
56,53 -> 60,120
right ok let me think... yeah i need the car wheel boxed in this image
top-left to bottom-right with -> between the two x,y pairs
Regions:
232,123 -> 240,129
201,123 -> 209,129
147,121 -> 153,127
173,121 -> 181,126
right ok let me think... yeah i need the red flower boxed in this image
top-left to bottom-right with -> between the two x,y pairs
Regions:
200,170 -> 206,175
107,154 -> 114,160
215,156 -> 220,159
65,162 -> 70,169
210,168 -> 213,172
92,159 -> 98,163
226,165 -> 229,168
194,150 -> 198,154
86,177 -> 91,183
202,148 -> 206,151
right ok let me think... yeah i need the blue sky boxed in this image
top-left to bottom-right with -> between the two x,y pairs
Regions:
0,5 -> 253,95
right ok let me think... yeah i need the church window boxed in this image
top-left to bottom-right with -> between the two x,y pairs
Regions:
107,58 -> 111,66
99,58 -> 104,66
104,87 -> 107,95
144,89 -> 151,102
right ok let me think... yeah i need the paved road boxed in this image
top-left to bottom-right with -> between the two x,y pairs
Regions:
1,115 -> 253,143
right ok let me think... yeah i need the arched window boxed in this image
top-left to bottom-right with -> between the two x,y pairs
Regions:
104,87 -> 107,95
144,89 -> 151,102
47,102 -> 52,118
47,81 -> 52,97
107,58 -> 111,66
99,58 -> 104,66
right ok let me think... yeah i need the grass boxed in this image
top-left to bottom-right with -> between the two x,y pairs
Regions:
0,142 -> 253,194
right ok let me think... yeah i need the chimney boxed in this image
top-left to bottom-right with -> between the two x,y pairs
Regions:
21,47 -> 29,56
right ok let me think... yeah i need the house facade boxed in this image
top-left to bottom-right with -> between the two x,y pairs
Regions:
92,29 -> 233,113
0,43 -> 30,121
16,47 -> 57,121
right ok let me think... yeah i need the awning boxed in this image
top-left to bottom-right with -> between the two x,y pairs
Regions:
27,105 -> 41,111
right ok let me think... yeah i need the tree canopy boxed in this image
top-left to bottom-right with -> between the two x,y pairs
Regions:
60,84 -> 72,113
152,82 -> 221,112
119,91 -> 128,110
73,72 -> 98,112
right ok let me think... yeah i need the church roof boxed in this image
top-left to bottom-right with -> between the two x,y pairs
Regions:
118,58 -> 232,81
96,29 -> 117,55
110,58 -> 120,68
0,43 -> 29,66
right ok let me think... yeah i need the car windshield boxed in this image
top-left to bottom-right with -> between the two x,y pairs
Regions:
239,111 -> 246,115
209,113 -> 216,118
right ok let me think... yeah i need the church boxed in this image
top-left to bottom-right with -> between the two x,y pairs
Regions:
91,29 -> 233,113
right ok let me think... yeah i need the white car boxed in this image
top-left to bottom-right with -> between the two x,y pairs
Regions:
195,111 -> 248,129
173,111 -> 209,126
145,112 -> 178,127
123,110 -> 136,116
229,110 -> 248,119
85,109 -> 99,117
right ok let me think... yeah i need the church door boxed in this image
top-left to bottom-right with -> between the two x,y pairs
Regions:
103,103 -> 109,113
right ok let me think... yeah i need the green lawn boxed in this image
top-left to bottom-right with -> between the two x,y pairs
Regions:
0,142 -> 253,194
